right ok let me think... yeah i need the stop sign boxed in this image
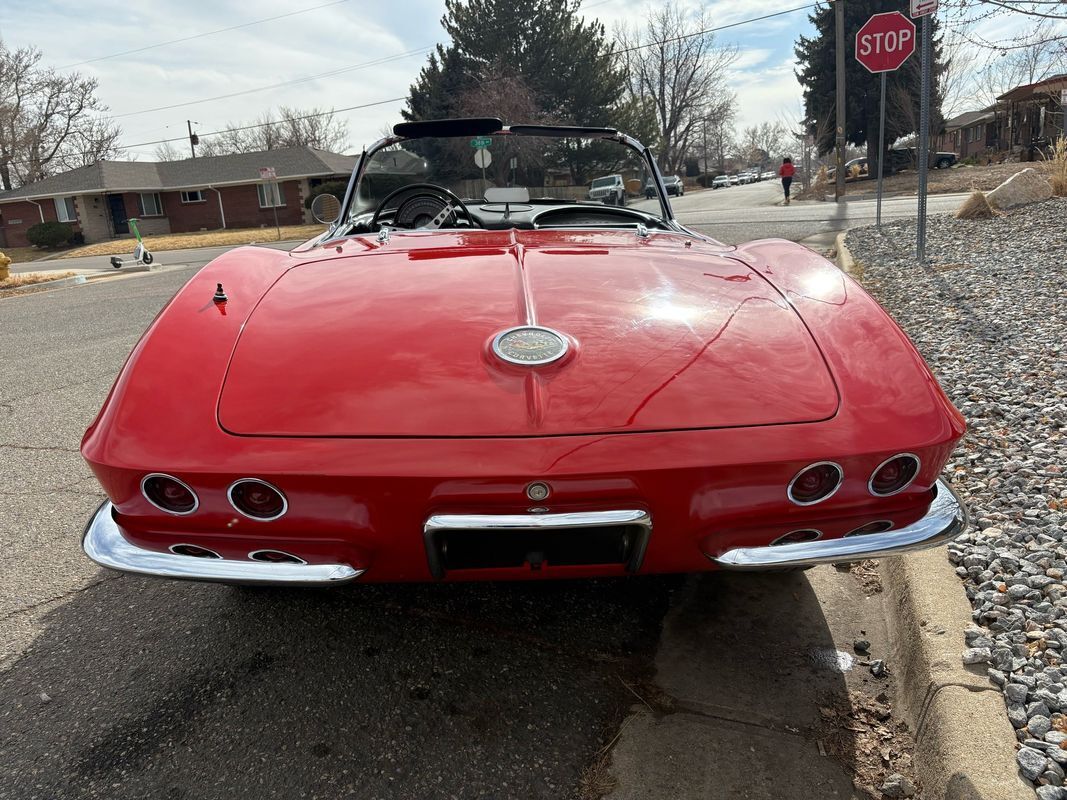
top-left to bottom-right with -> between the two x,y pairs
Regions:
855,12 -> 916,73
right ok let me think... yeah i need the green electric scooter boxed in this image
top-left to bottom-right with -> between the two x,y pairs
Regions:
109,218 -> 154,268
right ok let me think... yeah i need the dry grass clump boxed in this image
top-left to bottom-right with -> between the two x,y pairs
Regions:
0,271 -> 76,291
1050,136 -> 1067,197
955,188 -> 999,220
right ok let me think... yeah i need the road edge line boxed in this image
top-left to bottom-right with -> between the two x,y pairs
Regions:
881,549 -> 1032,799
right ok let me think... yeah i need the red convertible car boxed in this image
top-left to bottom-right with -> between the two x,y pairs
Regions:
81,118 -> 967,585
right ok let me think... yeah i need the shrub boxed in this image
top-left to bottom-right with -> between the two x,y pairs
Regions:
955,189 -> 998,220
1050,137 -> 1067,198
26,221 -> 74,248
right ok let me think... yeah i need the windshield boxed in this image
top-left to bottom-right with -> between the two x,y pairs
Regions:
346,130 -> 668,228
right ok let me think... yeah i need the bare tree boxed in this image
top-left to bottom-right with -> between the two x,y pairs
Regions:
197,107 -> 349,157
973,19 -> 1064,106
153,141 -> 186,161
617,3 -> 739,173
740,122 -> 789,167
0,41 -> 122,190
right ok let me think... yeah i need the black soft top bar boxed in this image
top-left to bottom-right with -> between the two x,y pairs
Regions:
508,125 -> 619,138
393,118 -> 503,138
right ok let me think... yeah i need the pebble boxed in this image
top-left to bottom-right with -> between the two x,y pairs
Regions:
854,639 -> 871,654
1019,746 -> 1050,781
878,773 -> 916,798
847,199 -> 1067,792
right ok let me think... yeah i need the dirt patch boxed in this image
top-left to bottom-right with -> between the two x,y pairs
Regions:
848,160 -> 1054,198
819,689 -> 921,798
53,224 -> 327,259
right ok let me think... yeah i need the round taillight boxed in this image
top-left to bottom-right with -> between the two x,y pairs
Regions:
771,529 -> 822,546
141,474 -> 198,515
787,462 -> 843,505
228,479 -> 287,521
845,520 -> 894,537
869,454 -> 920,496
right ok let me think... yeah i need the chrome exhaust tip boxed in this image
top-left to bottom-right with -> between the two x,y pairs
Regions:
248,549 -> 306,565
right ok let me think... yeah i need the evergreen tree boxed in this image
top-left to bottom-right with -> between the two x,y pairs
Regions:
404,0 -> 627,130
795,0 -> 946,174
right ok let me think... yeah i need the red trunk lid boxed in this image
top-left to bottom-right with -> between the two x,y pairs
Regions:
218,232 -> 838,437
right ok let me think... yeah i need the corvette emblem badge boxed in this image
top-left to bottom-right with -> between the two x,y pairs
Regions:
492,326 -> 570,366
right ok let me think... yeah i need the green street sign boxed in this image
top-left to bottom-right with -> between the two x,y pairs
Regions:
470,137 -> 492,149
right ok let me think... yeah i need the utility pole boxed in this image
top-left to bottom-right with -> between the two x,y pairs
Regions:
702,118 -> 709,175
187,120 -> 199,159
835,0 -> 846,202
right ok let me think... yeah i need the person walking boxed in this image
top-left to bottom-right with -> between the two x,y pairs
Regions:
779,157 -> 796,205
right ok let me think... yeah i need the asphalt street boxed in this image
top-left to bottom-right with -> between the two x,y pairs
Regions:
0,207 -> 907,798
633,180 -> 967,244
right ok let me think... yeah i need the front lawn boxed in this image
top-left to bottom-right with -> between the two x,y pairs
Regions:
53,224 -> 328,259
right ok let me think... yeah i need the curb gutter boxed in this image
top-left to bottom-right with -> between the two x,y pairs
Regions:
881,550 -> 1032,799
835,231 -> 857,275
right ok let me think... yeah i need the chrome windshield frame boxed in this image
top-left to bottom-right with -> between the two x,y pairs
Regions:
324,125 -> 676,239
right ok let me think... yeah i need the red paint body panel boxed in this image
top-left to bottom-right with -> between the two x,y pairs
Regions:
219,232 -> 837,436
81,231 -> 966,582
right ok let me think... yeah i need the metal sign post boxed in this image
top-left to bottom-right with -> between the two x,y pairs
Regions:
835,0 -> 846,203
911,0 -> 937,263
916,13 -> 931,262
474,148 -> 492,194
855,12 -> 916,231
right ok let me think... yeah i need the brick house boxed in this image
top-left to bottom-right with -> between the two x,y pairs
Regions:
937,109 -> 998,159
996,73 -> 1067,154
0,146 -> 355,249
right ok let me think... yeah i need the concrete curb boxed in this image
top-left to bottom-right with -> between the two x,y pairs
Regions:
881,550 -> 1033,799
835,230 -> 857,275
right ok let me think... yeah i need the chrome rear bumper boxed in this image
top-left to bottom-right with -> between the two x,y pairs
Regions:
82,501 -> 363,585
711,478 -> 966,570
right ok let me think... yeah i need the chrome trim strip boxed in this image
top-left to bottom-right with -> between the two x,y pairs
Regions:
227,478 -> 288,522
83,502 -> 362,585
786,461 -> 844,506
423,508 -> 652,578
140,473 -> 199,516
712,478 -> 966,571
868,453 -> 922,497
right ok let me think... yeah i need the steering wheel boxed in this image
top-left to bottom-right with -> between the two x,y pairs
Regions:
369,183 -> 476,230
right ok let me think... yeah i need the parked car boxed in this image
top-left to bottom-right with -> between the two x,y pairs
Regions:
737,172 -> 756,185
760,170 -> 776,181
728,174 -> 740,185
81,117 -> 967,587
646,175 -> 684,199
711,175 -> 731,189
588,173 -> 627,206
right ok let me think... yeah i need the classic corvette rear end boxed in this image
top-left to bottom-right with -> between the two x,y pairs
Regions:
81,119 -> 966,585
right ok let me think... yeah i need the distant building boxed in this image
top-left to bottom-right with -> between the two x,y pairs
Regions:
937,109 -> 997,158
996,73 -> 1067,152
0,146 -> 355,249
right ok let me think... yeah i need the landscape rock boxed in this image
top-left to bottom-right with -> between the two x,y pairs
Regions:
987,167 -> 1053,210
878,772 -> 916,798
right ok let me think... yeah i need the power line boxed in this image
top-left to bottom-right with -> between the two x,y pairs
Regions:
58,0 -> 354,69
111,48 -> 430,119
2,97 -> 407,168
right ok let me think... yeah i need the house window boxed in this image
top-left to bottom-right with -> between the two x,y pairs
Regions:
54,197 -> 76,223
257,183 -> 285,208
180,190 -> 205,203
140,193 -> 164,216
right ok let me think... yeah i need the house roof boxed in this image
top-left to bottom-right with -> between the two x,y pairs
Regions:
998,73 -> 1067,102
943,109 -> 995,130
0,146 -> 357,202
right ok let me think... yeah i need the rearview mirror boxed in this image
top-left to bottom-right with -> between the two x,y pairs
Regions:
310,193 -> 341,224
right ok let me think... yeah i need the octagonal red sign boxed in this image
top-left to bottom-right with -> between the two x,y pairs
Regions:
855,11 -> 916,73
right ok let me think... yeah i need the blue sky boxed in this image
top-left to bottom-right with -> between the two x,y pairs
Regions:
0,1 -> 1050,158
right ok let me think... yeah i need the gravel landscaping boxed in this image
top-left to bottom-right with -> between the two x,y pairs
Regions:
846,196 -> 1067,797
